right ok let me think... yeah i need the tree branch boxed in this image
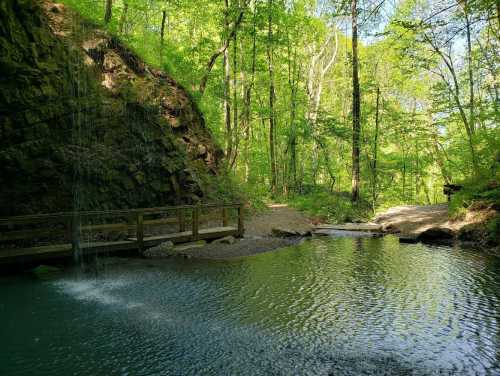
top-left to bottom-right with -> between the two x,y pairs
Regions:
199,0 -> 249,96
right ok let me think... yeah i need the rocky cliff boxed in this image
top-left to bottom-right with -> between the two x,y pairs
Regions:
0,0 -> 224,216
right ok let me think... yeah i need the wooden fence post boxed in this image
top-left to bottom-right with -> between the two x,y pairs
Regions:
192,205 -> 200,240
178,209 -> 186,232
127,214 -> 135,238
65,218 -> 72,243
136,211 -> 144,252
237,204 -> 244,237
71,213 -> 81,263
222,207 -> 228,227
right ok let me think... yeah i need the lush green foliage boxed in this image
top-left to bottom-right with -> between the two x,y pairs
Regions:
449,175 -> 500,216
286,189 -> 372,223
449,173 -> 500,243
0,0 -> 228,215
61,0 -> 499,213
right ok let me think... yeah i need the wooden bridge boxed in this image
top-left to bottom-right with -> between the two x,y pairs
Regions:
0,203 -> 244,265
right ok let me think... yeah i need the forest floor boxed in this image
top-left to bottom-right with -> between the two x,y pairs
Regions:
374,204 -> 496,237
163,203 -> 497,260
374,205 -> 450,236
244,204 -> 314,237
173,204 -> 314,260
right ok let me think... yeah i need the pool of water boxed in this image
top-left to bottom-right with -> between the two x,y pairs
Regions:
1,236 -> 499,375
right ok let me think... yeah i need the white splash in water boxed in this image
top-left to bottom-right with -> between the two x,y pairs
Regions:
52,278 -> 142,308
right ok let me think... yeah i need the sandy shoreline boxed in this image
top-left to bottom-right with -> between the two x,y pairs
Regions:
164,204 -> 313,260
146,204 -> 499,261
173,237 -> 299,260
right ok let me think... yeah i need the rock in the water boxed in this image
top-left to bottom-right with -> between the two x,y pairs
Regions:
382,224 -> 400,234
212,236 -> 236,245
272,227 -> 301,238
416,227 -> 455,244
32,265 -> 61,278
397,235 -> 418,243
143,241 -> 174,258
457,223 -> 486,242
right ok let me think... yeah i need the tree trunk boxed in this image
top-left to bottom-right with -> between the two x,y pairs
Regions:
223,0 -> 232,163
119,1 -> 128,34
464,2 -> 475,134
402,159 -> 406,201
230,25 -> 239,169
411,101 -> 419,203
267,0 -> 277,194
160,10 -> 167,46
415,139 -> 420,203
242,8 -> 257,182
104,0 -> 113,24
306,31 -> 338,187
199,2 -> 247,96
160,9 -> 167,63
371,86 -> 380,211
351,0 -> 361,202
424,34 -> 478,173
287,37 -> 299,194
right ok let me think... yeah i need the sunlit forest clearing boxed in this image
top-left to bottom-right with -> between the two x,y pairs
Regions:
56,0 -> 498,225
1,0 -> 498,227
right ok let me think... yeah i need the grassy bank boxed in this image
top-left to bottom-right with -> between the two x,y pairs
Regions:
449,176 -> 500,245
285,189 -> 372,224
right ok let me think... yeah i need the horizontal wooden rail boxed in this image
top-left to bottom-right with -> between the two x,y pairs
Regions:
0,228 -> 67,242
0,203 -> 245,264
0,203 -> 242,226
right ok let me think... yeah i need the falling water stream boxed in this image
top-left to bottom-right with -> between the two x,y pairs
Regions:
0,236 -> 499,375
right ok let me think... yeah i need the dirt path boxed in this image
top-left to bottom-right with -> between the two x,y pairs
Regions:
244,204 -> 313,237
147,204 -> 496,260
169,204 -> 313,260
374,204 -> 496,239
374,205 -> 451,236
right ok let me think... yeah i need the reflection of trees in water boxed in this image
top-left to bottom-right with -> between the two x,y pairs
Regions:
210,237 -> 500,364
214,237 -> 368,334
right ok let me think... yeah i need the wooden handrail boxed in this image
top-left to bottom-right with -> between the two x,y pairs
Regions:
0,202 -> 242,225
0,203 -> 245,262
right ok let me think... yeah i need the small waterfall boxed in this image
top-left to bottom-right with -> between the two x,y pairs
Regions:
68,15 -> 93,270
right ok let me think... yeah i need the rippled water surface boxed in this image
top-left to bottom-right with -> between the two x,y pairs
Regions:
1,236 -> 499,375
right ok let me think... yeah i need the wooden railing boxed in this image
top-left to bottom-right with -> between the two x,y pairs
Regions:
0,203 -> 244,262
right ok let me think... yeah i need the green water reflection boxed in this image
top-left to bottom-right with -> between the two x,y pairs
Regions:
0,236 -> 498,375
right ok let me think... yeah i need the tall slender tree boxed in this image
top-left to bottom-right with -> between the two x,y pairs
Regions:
223,0 -> 232,163
104,0 -> 113,24
199,0 -> 249,95
371,86 -> 380,210
351,0 -> 361,202
119,1 -> 128,33
267,0 -> 277,193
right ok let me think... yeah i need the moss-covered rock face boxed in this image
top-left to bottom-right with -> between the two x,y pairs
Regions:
0,0 -> 223,216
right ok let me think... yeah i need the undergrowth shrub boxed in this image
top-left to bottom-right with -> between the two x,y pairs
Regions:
287,188 -> 371,223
